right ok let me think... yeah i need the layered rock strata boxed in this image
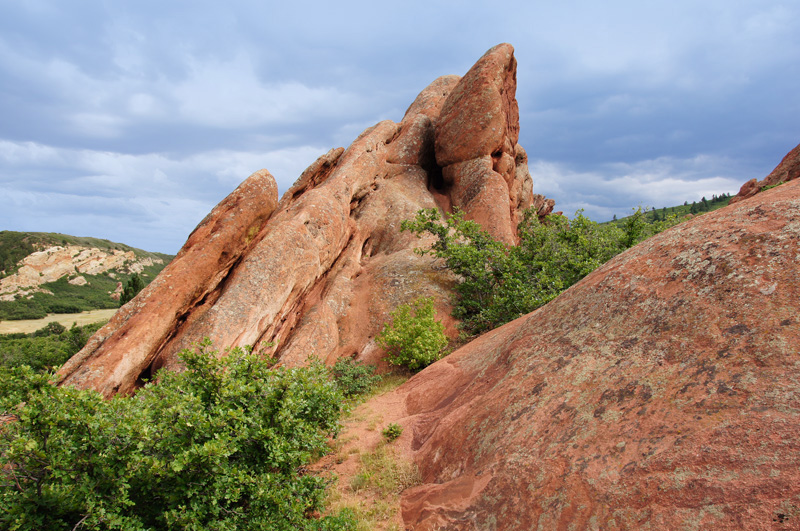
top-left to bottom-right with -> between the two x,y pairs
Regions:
392,178 -> 800,530
57,44 -> 540,397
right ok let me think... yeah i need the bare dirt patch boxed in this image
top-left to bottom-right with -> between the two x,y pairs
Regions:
313,375 -> 417,530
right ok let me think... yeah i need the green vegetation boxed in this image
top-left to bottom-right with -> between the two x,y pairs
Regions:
376,297 -> 448,371
0,232 -> 35,279
607,193 -> 732,226
381,423 -> 403,442
119,273 -> 145,306
0,275 -> 122,320
761,181 -> 787,192
0,231 -> 173,320
0,320 -> 106,372
349,444 -> 421,498
0,340 -> 357,531
330,441 -> 420,531
331,358 -> 382,399
403,207 -> 681,335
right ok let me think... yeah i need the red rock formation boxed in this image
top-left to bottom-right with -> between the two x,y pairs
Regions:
57,44 -> 543,397
436,43 -> 531,244
730,141 -> 800,204
57,170 -> 279,396
391,178 -> 800,530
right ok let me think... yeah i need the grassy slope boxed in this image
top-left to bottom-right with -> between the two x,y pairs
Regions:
0,231 -> 174,320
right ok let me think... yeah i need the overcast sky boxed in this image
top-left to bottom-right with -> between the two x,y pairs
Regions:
1,1 -> 798,253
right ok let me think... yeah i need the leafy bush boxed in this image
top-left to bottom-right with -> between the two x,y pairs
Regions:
402,207 -> 680,335
382,423 -> 403,442
0,321 -> 105,372
0,340 -> 355,530
0,232 -> 35,280
331,358 -> 381,398
29,321 -> 66,337
376,297 -> 448,371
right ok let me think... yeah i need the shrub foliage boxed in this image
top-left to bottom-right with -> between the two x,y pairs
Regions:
119,273 -> 145,306
402,207 -> 679,334
330,358 -> 382,398
0,320 -> 105,372
376,297 -> 448,371
0,340 -> 355,531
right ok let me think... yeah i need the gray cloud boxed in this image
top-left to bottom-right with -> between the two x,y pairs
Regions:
0,1 -> 798,253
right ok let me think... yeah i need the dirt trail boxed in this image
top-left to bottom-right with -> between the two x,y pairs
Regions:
0,308 -> 117,334
314,380 -> 416,530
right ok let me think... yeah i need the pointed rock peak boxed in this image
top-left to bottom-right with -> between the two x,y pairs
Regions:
435,43 -> 519,167
56,44 -> 543,397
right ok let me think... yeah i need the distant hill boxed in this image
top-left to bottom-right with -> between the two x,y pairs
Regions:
0,231 -> 173,320
604,193 -> 732,225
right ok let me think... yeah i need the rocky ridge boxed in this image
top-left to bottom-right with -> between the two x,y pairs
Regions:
57,44 -> 545,398
0,245 -> 164,302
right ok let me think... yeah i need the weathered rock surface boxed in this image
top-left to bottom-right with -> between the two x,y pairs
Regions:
57,44 -> 542,397
0,245 -> 164,302
436,43 -> 531,244
390,178 -> 800,530
58,170 -> 280,396
730,141 -> 800,204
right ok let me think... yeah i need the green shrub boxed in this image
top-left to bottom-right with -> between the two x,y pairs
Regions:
376,297 -> 447,371
331,358 -> 381,398
761,181 -> 786,192
0,339 -> 356,530
0,231 -> 35,280
30,321 -> 66,337
382,423 -> 403,442
402,207 -> 681,335
0,321 -> 105,373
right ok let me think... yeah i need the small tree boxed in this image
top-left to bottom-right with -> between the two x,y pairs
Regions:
377,297 -> 448,371
119,273 -> 145,306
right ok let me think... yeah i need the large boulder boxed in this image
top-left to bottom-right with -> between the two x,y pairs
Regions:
393,178 -> 800,530
57,44 -> 543,397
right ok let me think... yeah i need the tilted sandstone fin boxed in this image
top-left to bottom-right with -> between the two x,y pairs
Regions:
57,169 -> 279,397
58,44 -> 549,396
730,141 -> 800,204
434,43 -> 529,244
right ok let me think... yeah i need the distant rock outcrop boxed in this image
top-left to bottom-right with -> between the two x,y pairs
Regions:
730,141 -> 800,204
391,178 -> 800,530
57,44 -> 545,397
0,245 -> 164,302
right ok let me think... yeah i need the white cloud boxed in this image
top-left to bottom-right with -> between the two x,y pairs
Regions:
170,54 -> 359,129
530,155 -> 745,221
0,140 -> 327,252
1,0 -> 798,254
